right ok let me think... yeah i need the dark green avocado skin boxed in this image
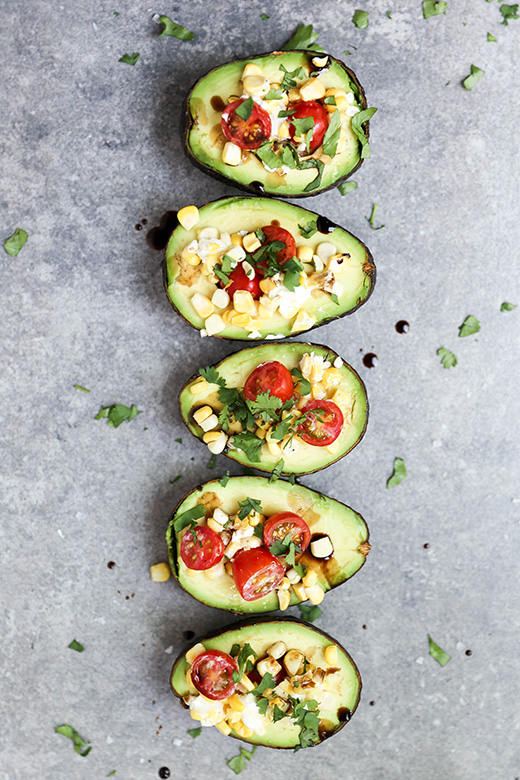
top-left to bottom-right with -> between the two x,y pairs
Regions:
170,616 -> 362,749
182,49 -> 369,198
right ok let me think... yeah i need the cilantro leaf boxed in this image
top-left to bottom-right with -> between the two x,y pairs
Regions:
458,315 -> 480,338
219,471 -> 230,487
365,203 -> 385,230
487,31 -> 497,41
237,497 -> 263,521
322,109 -> 341,158
298,218 -> 318,239
55,724 -> 91,757
428,635 -> 451,666
158,16 -> 194,40
265,88 -> 283,100
386,10 -> 392,18
256,697 -> 269,715
107,773 -> 116,777
352,9 -> 369,28
251,672 -> 276,696
351,107 -> 377,159
74,384 -> 90,393
260,13 -> 270,21
291,115 -> 315,140
268,532 -> 293,556
500,301 -> 517,311
95,404 -> 141,428
290,368 -> 311,396
282,257 -> 304,291
422,1 -> 447,19
188,726 -> 202,738
269,459 -> 285,483
199,366 -> 224,385
246,391 -> 283,421
235,97 -> 254,121
282,23 -> 323,51
256,142 -> 283,170
270,415 -> 295,441
4,227 -> 28,256
273,704 -> 289,722
169,475 -> 181,484
173,504 -> 205,532
302,159 -> 325,193
289,698 -> 321,750
331,293 -> 340,305
500,3 -> 519,25
462,65 -> 485,90
226,745 -> 257,775
285,541 -> 303,568
232,432 -> 264,462
279,64 -> 307,91
118,52 -> 139,66
338,180 -> 358,195
387,457 -> 407,488
175,437 -> 182,443
231,643 -> 258,683
68,639 -> 84,653
437,347 -> 457,369
298,603 -> 322,622
289,474 -> 297,485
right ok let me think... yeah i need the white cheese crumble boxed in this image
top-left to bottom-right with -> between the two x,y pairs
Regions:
187,695 -> 225,727
240,694 -> 267,735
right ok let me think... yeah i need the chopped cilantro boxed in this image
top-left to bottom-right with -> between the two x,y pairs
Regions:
422,1 -> 447,19
175,437 -> 182,443
256,142 -> 283,170
428,635 -> 451,666
219,471 -> 230,486
188,726 -> 202,738
462,65 -> 485,90
235,97 -> 254,121
237,497 -> 262,521
232,643 -> 257,683
206,453 -> 217,469
158,16 -> 194,39
260,13 -> 270,20
246,391 -> 283,421
298,603 -> 322,622
298,218 -> 318,239
437,347 -> 457,369
289,697 -> 321,750
386,10 -> 392,18
387,457 -> 407,488
302,158 -> 325,193
118,52 -> 139,66
351,107 -> 377,159
458,315 -> 480,338
256,697 -> 269,715
68,639 -> 84,653
214,254 -> 235,286
265,88 -> 283,100
281,256 -> 304,291
500,301 -> 517,311
331,293 -> 340,305
107,773 -> 116,777
268,532 -> 293,556
199,366 -> 224,385
74,384 -> 90,393
324,95 -> 336,106
251,671 -> 276,696
289,474 -> 297,485
500,3 -> 519,24
113,12 -> 119,16
95,404 -> 141,428
290,368 -> 311,396
55,724 -> 91,757
273,704 -> 289,722
338,180 -> 358,195
269,459 -> 285,483
282,23 -> 323,52
279,63 -> 307,91
365,203 -> 385,230
352,9 -> 369,28
285,541 -> 303,568
173,504 -> 205,532
4,227 -> 28,256
226,745 -> 257,774
169,475 -> 181,484
322,109 -> 341,158
344,49 -> 353,55
487,31 -> 497,41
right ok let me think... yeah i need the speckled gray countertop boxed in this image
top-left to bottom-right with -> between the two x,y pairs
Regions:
1,1 -> 519,778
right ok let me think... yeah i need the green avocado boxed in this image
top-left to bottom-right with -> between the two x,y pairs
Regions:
179,341 -> 368,476
184,50 -> 369,197
164,196 -> 375,341
170,617 -> 361,749
166,476 -> 370,614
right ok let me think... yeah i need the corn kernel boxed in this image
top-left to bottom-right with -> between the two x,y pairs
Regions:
190,378 -> 208,395
198,227 -> 219,240
293,582 -> 308,601
228,693 -> 245,712
191,293 -> 214,319
297,245 -> 313,262
231,313 -> 252,328
224,540 -> 241,559
207,432 -> 228,454
242,75 -> 269,96
190,711 -> 203,721
312,55 -> 329,68
226,244 -> 246,262
222,309 -> 235,324
183,250 -> 201,266
212,288 -> 230,309
286,568 -> 301,584
324,645 -> 338,665
267,641 -> 287,659
300,78 -> 326,101
288,87 -> 301,102
305,583 -> 325,605
199,414 -> 219,432
203,431 -> 222,444
204,313 -> 226,336
215,720 -> 232,736
278,589 -> 291,611
259,278 -> 277,294
302,569 -> 318,588
177,205 -> 200,230
214,507 -> 228,526
255,426 -> 267,439
150,562 -> 171,582
277,121 -> 290,139
311,383 -> 326,400
233,290 -> 255,314
243,232 -> 262,253
233,722 -> 253,738
283,649 -> 304,677
193,405 -> 213,424
326,94 -> 348,112
266,436 -> 282,458
230,233 -> 243,246
242,62 -> 263,78
291,310 -> 315,333
222,141 -> 242,166
186,642 -> 205,664
257,657 -> 282,678
207,516 -> 223,533
322,367 -> 342,390
239,675 -> 255,692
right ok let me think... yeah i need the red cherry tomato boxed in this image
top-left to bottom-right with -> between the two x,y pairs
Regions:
259,225 -> 297,268
225,263 -> 262,300
232,547 -> 285,601
180,526 -> 224,570
221,99 -> 271,150
243,361 -> 294,403
190,650 -> 238,700
288,101 -> 330,153
297,399 -> 344,447
263,512 -> 311,554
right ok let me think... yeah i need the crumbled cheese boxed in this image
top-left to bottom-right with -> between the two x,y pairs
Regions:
264,333 -> 286,340
240,694 -> 267,735
248,330 -> 263,339
188,696 -> 226,727
333,356 -> 343,369
268,283 -> 311,319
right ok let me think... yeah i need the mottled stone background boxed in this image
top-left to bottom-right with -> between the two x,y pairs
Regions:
1,1 -> 519,778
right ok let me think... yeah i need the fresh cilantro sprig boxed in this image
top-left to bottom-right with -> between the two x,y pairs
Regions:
232,432 -> 264,462
158,16 -> 194,40
226,745 -> 257,775
246,392 -> 283,421
298,219 -> 318,239
118,52 -> 139,65
237,497 -> 263,520
500,4 -> 519,25
282,23 -> 323,52
322,110 -> 341,158
95,404 -> 141,427
230,642 -> 258,683
55,724 -> 91,757
365,203 -> 385,230
298,603 -> 322,622
269,459 -> 285,483
422,1 -> 447,19
351,107 -> 377,159
251,671 -> 276,696
268,532 -> 293,556
458,315 -> 480,337
279,64 -> 307,91
288,697 -> 321,750
437,347 -> 457,369
4,227 -> 28,256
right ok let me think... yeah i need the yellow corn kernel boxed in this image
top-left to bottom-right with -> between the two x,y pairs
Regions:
203,431 -> 222,444
291,310 -> 315,333
191,293 -> 214,319
190,378 -> 208,395
215,720 -> 232,736
267,641 -> 287,659
266,438 -> 282,458
230,233 -> 243,246
302,569 -> 318,588
231,313 -> 251,328
186,643 -> 206,664
305,583 -> 325,605
288,87 -> 301,102
311,383 -> 325,400
224,561 -> 234,577
312,55 -> 329,68
190,711 -> 203,721
204,313 -> 225,336
183,250 -> 201,266
322,367 -> 342,390
226,244 -> 246,262
233,722 -> 254,738
243,75 -> 269,95
222,141 -> 242,166
233,290 -> 256,314
185,669 -> 195,688
149,562 -> 171,582
193,405 -> 213,424
258,304 -> 272,319
243,232 -> 262,253
324,645 -> 338,665
207,517 -> 223,534
293,582 -> 308,601
277,121 -> 290,139
228,693 -> 245,712
299,78 -> 326,101
326,440 -> 340,455
278,589 -> 291,611
242,62 -> 263,78
259,278 -> 277,294
222,309 -> 236,324
248,511 -> 262,527
255,426 -> 267,440
177,205 -> 200,230
297,245 -> 313,262
212,288 -> 230,309
239,675 -> 255,692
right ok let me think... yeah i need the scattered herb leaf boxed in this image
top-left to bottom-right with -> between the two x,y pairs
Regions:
226,745 -> 257,775
289,474 -> 297,485
365,203 -> 385,230
289,697 -> 321,750
386,10 -> 392,18
458,314 -> 480,338
487,31 -> 497,41
261,13 -> 270,20
95,404 -> 141,428
422,1 -> 447,19
265,88 -> 284,100
169,475 -> 182,484
500,301 -> 517,311
74,384 -> 90,393
437,347 -> 457,369
352,9 -> 369,28
238,497 -> 263,521
246,391 -> 283,421
55,724 -> 91,757
158,16 -> 195,39
338,181 -> 358,195
118,52 -> 139,66
107,773 -> 116,777
462,64 -> 485,90
232,643 -> 258,683
256,697 -> 269,715
322,109 -> 341,158
235,97 -> 254,121
499,3 -> 519,25
251,672 -> 276,696
206,453 -> 217,470
188,726 -> 202,738
282,23 -> 323,52
173,504 -> 205,533
331,293 -> 340,305
68,639 -> 84,653
4,228 -> 28,256
175,437 -> 183,443
351,107 -> 377,159
273,704 -> 289,721
387,457 -> 407,488
232,432 -> 264,462
219,471 -> 230,486
298,218 -> 318,239
298,603 -> 322,622
428,635 -> 451,666
199,366 -> 224,385
269,459 -> 285,483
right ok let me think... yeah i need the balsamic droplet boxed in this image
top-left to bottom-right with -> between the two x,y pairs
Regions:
395,320 -> 410,334
135,223 -> 143,231
107,561 -> 116,569
337,707 -> 351,722
158,768 -> 170,779
363,353 -> 378,368
249,180 -> 265,193
369,700 -> 375,706
141,218 -> 148,226
270,220 -> 280,226
183,630 -> 195,641
316,215 -> 336,234
146,211 -> 179,251
210,95 -> 226,112
362,624 -> 367,630
423,543 -> 430,549
465,649 -> 472,656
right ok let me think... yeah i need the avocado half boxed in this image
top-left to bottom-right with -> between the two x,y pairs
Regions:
170,616 -> 361,749
179,341 -> 368,476
184,50 -> 368,197
164,196 -> 375,341
166,476 -> 370,614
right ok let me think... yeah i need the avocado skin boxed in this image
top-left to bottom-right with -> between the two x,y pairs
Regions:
178,341 -> 369,476
170,615 -> 362,749
182,50 -> 368,198
162,195 -> 376,341
166,475 -> 370,613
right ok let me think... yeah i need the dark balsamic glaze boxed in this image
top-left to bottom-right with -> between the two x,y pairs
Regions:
423,543 -> 430,549
369,700 -> 375,707
210,95 -> 226,112
158,768 -> 170,779
146,211 -> 179,251
465,649 -> 473,656
337,707 -> 351,722
107,561 -> 116,569
183,630 -> 195,641
270,220 -> 280,226
363,353 -> 378,368
362,624 -> 367,630
249,180 -> 265,193
135,223 -> 143,231
316,215 -> 336,234
395,320 -> 410,334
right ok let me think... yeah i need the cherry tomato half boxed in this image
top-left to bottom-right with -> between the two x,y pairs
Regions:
232,547 -> 285,601
221,99 -> 271,150
225,263 -> 262,300
259,225 -> 297,268
297,399 -> 344,447
288,101 -> 329,153
243,361 -> 294,403
190,650 -> 238,700
263,512 -> 311,554
180,526 -> 224,570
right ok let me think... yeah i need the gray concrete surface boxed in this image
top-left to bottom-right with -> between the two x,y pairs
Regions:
1,1 -> 519,778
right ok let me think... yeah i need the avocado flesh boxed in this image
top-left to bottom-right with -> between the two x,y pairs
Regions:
164,196 -> 375,341
185,51 -> 367,197
170,617 -> 361,748
166,476 -> 370,614
179,342 -> 368,476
